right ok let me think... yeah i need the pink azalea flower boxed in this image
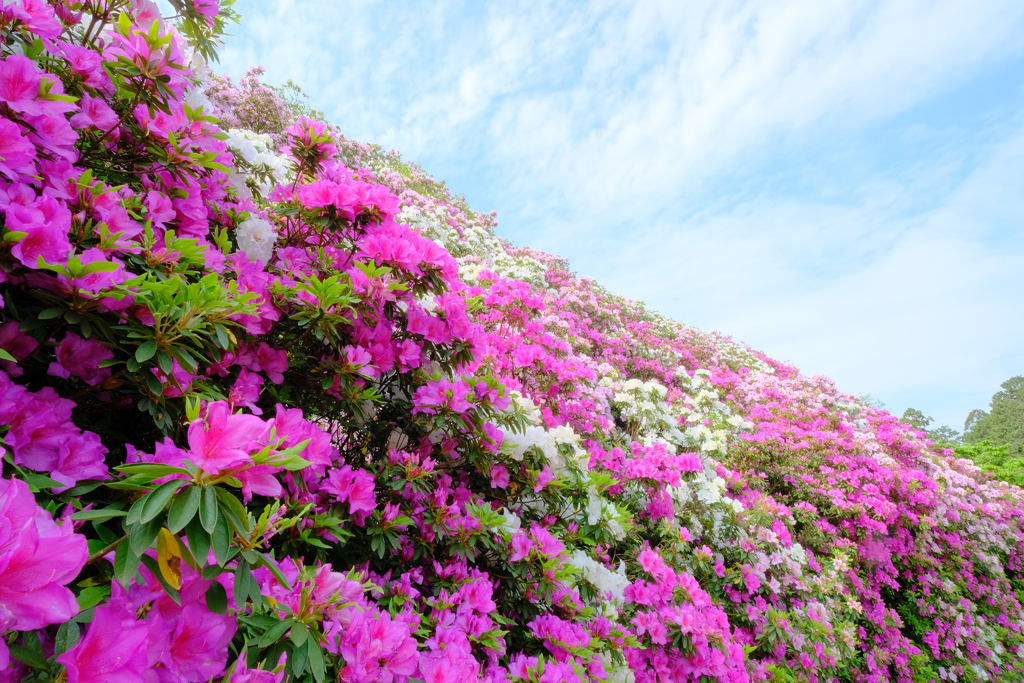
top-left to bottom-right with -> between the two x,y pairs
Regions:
509,532 -> 533,561
322,465 -> 377,516
51,430 -> 110,488
533,466 -> 554,492
151,357 -> 197,398
338,608 -> 418,683
127,0 -> 162,27
271,404 -> 336,467
70,94 -> 119,131
228,368 -> 265,414
0,118 -> 36,180
57,588 -> 150,683
490,464 -> 509,489
529,523 -> 565,558
235,464 -> 282,502
54,40 -> 110,91
0,55 -> 44,116
2,0 -> 62,38
5,194 -> 73,267
0,372 -> 109,487
56,249 -> 131,298
26,108 -> 79,158
237,342 -> 288,384
148,595 -> 236,680
192,0 -> 220,24
186,400 -> 270,473
47,332 -> 114,386
0,320 -> 39,377
144,189 -> 176,226
231,659 -> 284,683
397,339 -> 422,370
419,645 -> 479,683
406,305 -> 449,344
0,477 -> 87,631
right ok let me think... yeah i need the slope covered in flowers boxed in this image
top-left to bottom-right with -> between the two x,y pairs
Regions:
0,2 -> 1022,683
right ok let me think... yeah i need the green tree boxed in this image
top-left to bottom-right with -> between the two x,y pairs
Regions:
963,376 -> 1024,455
901,408 -> 931,431
900,408 -> 962,446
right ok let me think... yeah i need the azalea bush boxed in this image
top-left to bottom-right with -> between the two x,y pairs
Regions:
1,2 -> 1023,683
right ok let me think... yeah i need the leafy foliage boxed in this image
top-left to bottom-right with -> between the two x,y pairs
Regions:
964,375 -> 1024,455
0,3 -> 1022,683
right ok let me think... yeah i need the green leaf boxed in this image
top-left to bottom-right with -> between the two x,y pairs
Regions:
307,637 -> 325,683
76,585 -> 110,611
258,618 -> 292,648
157,350 -> 174,375
146,370 -> 165,396
289,622 -> 308,648
64,480 -> 107,497
71,507 -> 128,521
0,348 -> 15,363
116,463 -> 192,479
114,537 -> 142,586
38,306 -> 65,319
185,516 -> 211,565
129,517 -> 163,557
125,494 -> 147,527
173,345 -> 198,372
214,486 -> 251,534
213,323 -> 230,349
9,644 -> 49,670
167,485 -> 201,533
233,559 -> 253,608
136,340 -> 158,362
141,480 -> 182,523
205,581 -> 228,614
21,473 -> 65,491
211,510 -> 233,566
289,639 -> 309,676
55,620 -> 81,656
80,259 -> 121,275
199,485 -> 219,533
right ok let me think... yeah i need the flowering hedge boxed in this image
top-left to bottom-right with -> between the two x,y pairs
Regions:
0,2 -> 1022,683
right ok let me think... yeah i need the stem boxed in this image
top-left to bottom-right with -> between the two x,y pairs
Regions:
67,370 -> 126,400
85,534 -> 126,565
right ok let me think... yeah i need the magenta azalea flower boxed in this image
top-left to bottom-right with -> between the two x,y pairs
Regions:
147,591 -> 237,681
47,332 -> 114,386
0,118 -> 36,180
0,320 -> 39,377
2,0 -> 62,39
0,55 -> 43,116
69,94 -> 118,131
57,588 -> 150,683
321,465 -> 377,516
186,401 -> 269,472
231,659 -> 284,683
271,404 -> 335,467
338,608 -> 418,683
5,194 -> 73,267
411,378 -> 474,415
0,372 -> 109,487
0,477 -> 87,632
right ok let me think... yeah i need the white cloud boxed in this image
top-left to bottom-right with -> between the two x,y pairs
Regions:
588,123 -> 1024,428
218,0 -> 1024,427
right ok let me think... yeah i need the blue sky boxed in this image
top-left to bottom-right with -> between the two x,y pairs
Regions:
214,0 -> 1024,430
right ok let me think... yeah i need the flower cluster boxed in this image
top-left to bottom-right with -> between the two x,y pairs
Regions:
0,3 -> 1021,683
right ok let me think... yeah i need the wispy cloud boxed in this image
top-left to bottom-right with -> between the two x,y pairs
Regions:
219,0 -> 1024,427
